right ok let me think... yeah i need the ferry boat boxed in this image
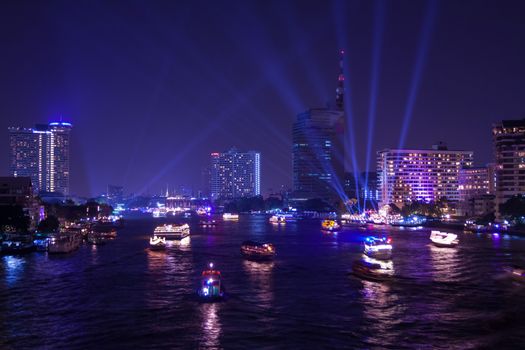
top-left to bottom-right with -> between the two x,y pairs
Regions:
351,257 -> 394,282
87,232 -> 106,245
321,219 -> 341,232
197,263 -> 225,302
241,241 -> 275,260
429,230 -> 459,247
222,213 -> 239,221
33,232 -> 52,252
48,232 -> 82,254
364,236 -> 393,260
1,234 -> 35,255
153,223 -> 190,240
199,219 -> 217,227
149,235 -> 166,250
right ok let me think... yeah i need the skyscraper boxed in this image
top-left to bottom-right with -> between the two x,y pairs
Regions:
493,119 -> 525,213
377,143 -> 473,206
210,148 -> 261,201
292,50 -> 345,201
9,121 -> 72,195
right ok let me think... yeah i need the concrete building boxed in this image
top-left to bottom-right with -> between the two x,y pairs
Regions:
9,121 -> 72,195
377,143 -> 473,206
492,119 -> 525,213
210,148 -> 261,200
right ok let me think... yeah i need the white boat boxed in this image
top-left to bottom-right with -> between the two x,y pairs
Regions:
153,223 -> 190,240
48,232 -> 82,254
149,235 -> 166,250
364,236 -> 393,260
269,213 -> 296,224
222,213 -> 239,221
429,230 -> 459,247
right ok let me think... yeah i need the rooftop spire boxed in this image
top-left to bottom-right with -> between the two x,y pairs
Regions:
335,49 -> 345,111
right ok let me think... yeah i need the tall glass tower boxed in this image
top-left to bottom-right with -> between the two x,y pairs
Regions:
9,121 -> 72,195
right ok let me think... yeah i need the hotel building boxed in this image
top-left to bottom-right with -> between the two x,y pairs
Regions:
9,121 -> 72,195
210,148 -> 261,200
493,119 -> 525,212
377,143 -> 473,206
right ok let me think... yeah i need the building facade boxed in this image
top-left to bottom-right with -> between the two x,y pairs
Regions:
9,121 -> 72,195
292,50 -> 346,201
457,167 -> 494,217
493,119 -> 525,212
377,144 -> 473,206
210,149 -> 261,200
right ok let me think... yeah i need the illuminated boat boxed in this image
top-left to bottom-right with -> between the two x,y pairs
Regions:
197,263 -> 225,301
149,235 -> 166,250
321,220 -> 341,232
92,221 -> 117,239
363,236 -> 393,260
199,219 -> 217,227
153,223 -> 190,240
1,234 -> 35,255
351,257 -> 394,282
269,213 -> 296,224
48,232 -> 82,254
241,241 -> 275,260
87,232 -> 106,245
429,230 -> 458,247
33,232 -> 52,252
222,213 -> 239,221
503,265 -> 525,282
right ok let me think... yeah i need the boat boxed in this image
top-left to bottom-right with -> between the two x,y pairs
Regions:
429,230 -> 459,247
92,221 -> 118,239
48,232 -> 82,254
87,232 -> 106,245
222,213 -> 239,221
363,236 -> 393,260
153,223 -> 190,240
1,234 -> 35,255
269,213 -> 296,224
197,263 -> 225,301
149,235 -> 166,250
199,219 -> 217,227
33,232 -> 52,252
503,265 -> 525,283
351,258 -> 394,282
241,241 -> 275,260
321,219 -> 341,232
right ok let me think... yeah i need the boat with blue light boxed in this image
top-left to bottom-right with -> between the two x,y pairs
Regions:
197,263 -> 225,302
1,234 -> 35,255
363,236 -> 392,260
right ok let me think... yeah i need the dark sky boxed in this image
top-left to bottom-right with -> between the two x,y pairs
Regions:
1,0 -> 524,197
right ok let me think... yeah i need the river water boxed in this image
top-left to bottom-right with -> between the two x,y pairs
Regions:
1,216 -> 525,349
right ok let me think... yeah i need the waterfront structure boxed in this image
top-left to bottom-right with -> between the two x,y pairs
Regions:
492,119 -> 525,213
292,50 -> 345,201
0,177 -> 32,206
210,148 -> 261,200
9,121 -> 72,195
377,143 -> 473,206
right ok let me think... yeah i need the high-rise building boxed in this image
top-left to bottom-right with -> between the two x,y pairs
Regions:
292,50 -> 345,201
210,148 -> 261,200
458,167 -> 491,202
377,143 -> 473,206
493,119 -> 525,212
9,121 -> 72,195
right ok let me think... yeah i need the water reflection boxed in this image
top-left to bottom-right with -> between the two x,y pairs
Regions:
429,244 -> 459,282
3,255 -> 25,287
199,303 -> 221,349
360,279 -> 402,347
242,260 -> 275,308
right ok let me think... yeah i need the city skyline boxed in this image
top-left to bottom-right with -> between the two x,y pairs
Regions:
1,1 -> 524,197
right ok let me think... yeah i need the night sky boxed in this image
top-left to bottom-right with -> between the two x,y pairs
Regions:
1,0 -> 524,197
